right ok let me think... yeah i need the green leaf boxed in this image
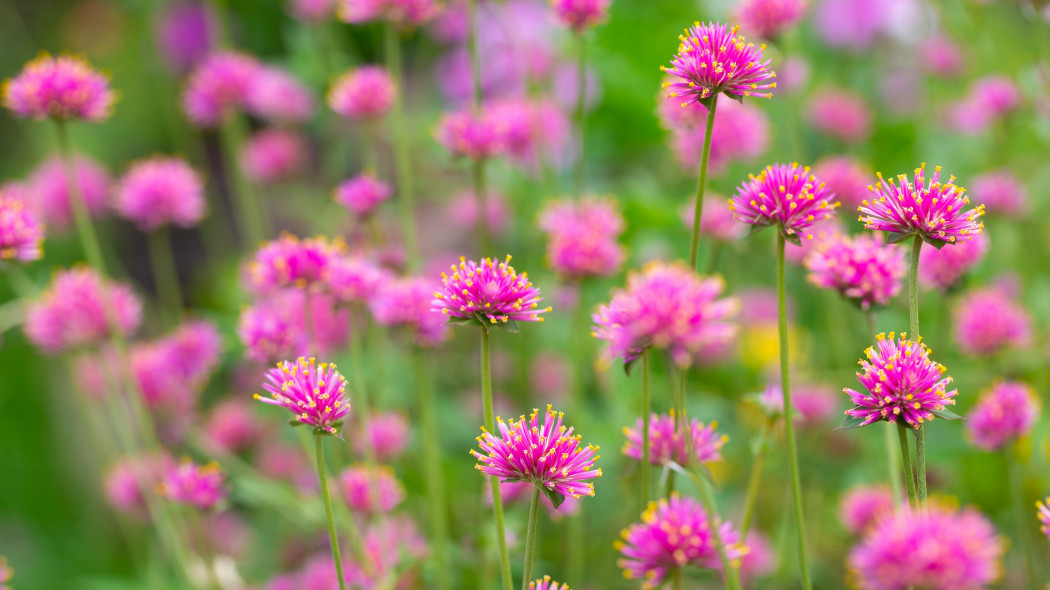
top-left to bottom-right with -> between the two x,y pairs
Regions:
495,320 -> 520,336
886,232 -> 915,245
745,224 -> 771,238
288,418 -> 306,428
543,486 -> 566,509
929,407 -> 964,421
836,413 -> 870,430
923,236 -> 950,250
779,227 -> 802,246
725,92 -> 744,105
623,356 -> 638,377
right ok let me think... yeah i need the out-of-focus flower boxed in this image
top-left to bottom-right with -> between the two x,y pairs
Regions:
104,454 -> 172,518
347,515 -> 429,587
246,233 -> 345,294
680,195 -> 745,242
848,504 -> 1004,590
952,285 -> 1031,357
238,298 -> 305,363
616,493 -> 746,587
182,52 -> 262,128
334,174 -> 391,219
159,459 -> 228,510
203,400 -> 263,454
622,412 -> 726,466
257,442 -> 315,492
328,66 -> 395,120
0,192 -> 44,262
25,268 -> 141,354
165,319 -> 224,384
949,75 -> 1022,135
157,2 -> 216,74
813,0 -> 888,51
246,67 -> 315,124
839,485 -> 894,535
433,256 -> 550,327
241,129 -> 306,184
115,157 -> 206,231
593,262 -> 738,367
776,57 -> 809,94
734,0 -> 807,40
918,231 -> 988,291
528,576 -> 570,590
805,233 -> 905,310
920,34 -> 964,77
354,412 -> 410,461
812,157 -> 871,210
28,155 -> 111,232
739,532 -> 776,584
757,382 -> 839,425
1038,498 -> 1050,540
807,88 -> 872,143
730,162 -> 839,242
538,197 -> 625,280
445,190 -> 510,236
0,555 -> 11,589
2,54 -> 116,121
339,465 -> 405,514
843,332 -> 957,429
667,97 -> 770,176
372,277 -> 450,347
325,254 -> 389,304
289,0 -> 335,22
784,215 -> 841,265
549,0 -> 610,33
966,381 -> 1039,452
970,170 -> 1027,217
336,0 -> 440,26
435,109 -> 505,160
257,357 -> 352,436
488,99 -> 574,173
661,22 -> 776,106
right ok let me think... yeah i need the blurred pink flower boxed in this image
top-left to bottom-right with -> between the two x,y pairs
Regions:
953,284 -> 1031,357
812,156 -> 871,210
734,0 -> 807,40
104,453 -> 173,518
970,170 -> 1027,217
679,195 -> 745,242
805,233 -> 905,310
115,157 -> 206,231
622,412 -> 727,466
549,0 -> 610,34
328,66 -> 395,120
668,98 -> 770,175
776,57 -> 810,94
203,399 -> 263,454
325,254 -> 390,304
807,88 -> 872,143
25,268 -> 141,354
156,2 -> 216,74
371,276 -> 450,347
538,196 -> 625,279
918,231 -> 988,291
0,192 -> 44,262
246,233 -> 345,294
28,154 -> 111,232
966,381 -> 1039,451
241,129 -> 307,184
334,173 -> 392,218
839,485 -> 894,535
813,0 -> 888,51
289,0 -> 336,22
920,34 -> 964,77
488,98 -> 574,173
435,108 -> 505,160
354,412 -> 410,462
182,52 -> 262,128
445,190 -> 510,237
739,531 -> 776,584
339,465 -> 405,514
784,215 -> 842,265
247,66 -> 316,124
2,54 -> 116,121
159,459 -> 228,510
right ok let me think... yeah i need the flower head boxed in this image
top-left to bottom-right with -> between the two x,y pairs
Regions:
839,485 -> 894,535
241,129 -> 307,184
355,412 -> 410,461
537,196 -> 625,279
920,35 -> 964,77
246,66 -> 315,124
918,231 -> 988,291
238,298 -> 305,363
28,154 -> 111,232
340,465 -> 405,514
858,164 -> 984,247
203,400 -> 263,454
104,453 -> 172,518
616,493 -> 747,588
325,254 -> 389,304
805,232 -> 905,310
0,192 -> 44,262
471,405 -> 601,502
662,22 -> 775,107
435,108 -> 505,160
246,233 -> 345,294
157,2 -> 217,73
529,576 -> 570,590
734,0 -> 807,40
334,173 -> 392,218
813,157 -> 873,210
115,157 -> 206,231
730,162 -> 839,242
971,75 -> 1021,117
807,88 -> 872,143
433,255 -> 551,328
181,52 -> 261,128
843,332 -> 957,429
337,0 -> 440,25
622,412 -> 727,466
1038,498 -> 1050,540
158,459 -> 228,510
328,66 -> 395,119
966,381 -> 1039,451
952,285 -> 1031,357
970,170 -> 1027,217
680,196 -> 745,242
549,0 -> 610,33
25,268 -> 142,354
3,54 -> 116,121
372,277 -> 450,347
256,357 -> 352,436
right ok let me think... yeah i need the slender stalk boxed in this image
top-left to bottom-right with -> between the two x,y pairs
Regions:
775,234 -> 812,590
413,347 -> 451,590
472,157 -> 490,255
467,0 -> 483,108
481,329 -> 514,590
688,95 -> 718,270
55,121 -> 106,272
685,466 -> 743,590
665,469 -> 675,497
896,424 -> 918,509
521,485 -> 542,590
384,23 -> 420,269
740,418 -> 772,538
867,311 -> 903,510
1006,448 -> 1040,590
914,427 -> 928,510
218,114 -> 266,246
673,568 -> 684,590
567,284 -> 587,583
147,227 -> 183,326
574,33 -> 587,196
641,350 -> 651,505
314,435 -> 348,590
348,311 -> 383,518
907,235 -> 928,510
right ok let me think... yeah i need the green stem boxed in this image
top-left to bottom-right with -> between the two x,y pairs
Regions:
665,469 -> 676,497
1006,448 -> 1040,590
218,114 -> 266,246
413,347 -> 451,590
641,350 -> 651,506
147,227 -> 183,326
314,435 -> 348,590
907,235 -> 927,510
521,485 -> 541,590
914,428 -> 928,510
568,287 -> 587,583
776,234 -> 813,590
472,158 -> 490,256
686,468 -> 743,590
349,311 -> 383,517
481,329 -> 514,590
673,568 -> 683,590
384,23 -> 420,270
867,311 -> 903,511
55,121 -> 106,272
574,33 -> 587,196
740,419 -> 772,538
688,94 -> 718,270
897,424 -> 918,510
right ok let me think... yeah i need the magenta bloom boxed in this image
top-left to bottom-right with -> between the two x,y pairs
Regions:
156,2 -> 216,74
0,556 -> 11,589
622,412 -> 727,466
537,197 -> 625,280
813,0 -> 887,51
337,0 -> 440,25
104,453 -> 172,518
3,54 -> 116,121
325,254 -> 389,304
433,255 -> 551,328
339,465 -> 405,514
593,262 -> 738,366
115,157 -> 206,231
1038,498 -> 1050,540
966,381 -> 1039,452
616,493 -> 747,587
952,285 -> 1031,357
290,0 -> 335,21
24,268 -> 141,354
859,164 -> 985,246
549,0 -> 610,33
372,276 -> 450,347
328,66 -> 395,120
734,0 -> 807,40
843,332 -> 958,429
848,504 -> 1004,590
918,231 -> 988,291
241,129 -> 306,184
257,357 -> 352,436
334,173 -> 391,218
159,459 -> 228,510
203,400 -> 263,454
839,485 -> 894,535
920,35 -> 964,77
971,75 -> 1021,116
29,155 -> 111,232
529,576 -> 570,590
246,233 -> 344,294
662,22 -> 776,106
0,192 -> 44,262
355,411 -> 410,461
435,108 -> 504,160
730,162 -> 839,243
488,99 -> 574,173
807,88 -> 872,143
970,170 -> 1027,217
238,298 -> 304,363
680,196 -> 745,242
246,66 -> 316,124
666,98 -> 770,176
181,52 -> 261,128
805,232 -> 905,310
812,156 -> 871,209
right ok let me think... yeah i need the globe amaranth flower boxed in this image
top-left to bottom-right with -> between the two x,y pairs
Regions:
354,411 -> 410,462
970,170 -> 1027,217
246,233 -> 345,294
24,267 -> 142,354
372,276 -> 450,347
334,173 -> 391,218
339,465 -> 405,514
734,0 -> 807,40
1038,498 -> 1050,540
156,2 -> 216,74
758,382 -> 840,426
622,412 -> 727,466
115,157 -> 206,231
529,576 -> 570,590
680,195 -> 745,242
918,231 -> 987,292
328,66 -> 395,119
104,453 -> 173,518
487,98 -> 574,173
246,66 -> 315,124
28,154 -> 111,232
241,129 -> 307,184
668,97 -> 770,176
238,297 -> 306,363
952,285 -> 1031,357
592,261 -> 738,367
920,34 -> 964,77
839,485 -> 894,535
549,0 -> 610,33
807,88 -> 872,143
158,459 -> 228,510
257,357 -> 352,436
848,504 -> 1004,590
433,255 -> 551,328
843,332 -> 958,429
472,405 -> 601,503
434,108 -> 505,160
859,163 -> 984,246
181,52 -> 261,128
730,162 -> 839,243
337,0 -> 439,26
616,493 -> 747,588
804,232 -> 905,310
325,254 -> 389,304
813,156 -> 871,209
0,192 -> 44,262
3,53 -> 116,121
537,196 -> 625,280
966,381 -> 1039,451
202,399 -> 263,454
662,21 -> 776,106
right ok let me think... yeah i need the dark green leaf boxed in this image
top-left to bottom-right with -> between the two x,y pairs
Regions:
923,236 -> 950,250
623,356 -> 638,377
543,486 -> 566,509
836,413 -> 870,430
288,418 -> 306,428
886,232 -> 915,245
723,91 -> 744,105
746,224 -> 771,238
929,407 -> 964,421
495,320 -> 520,335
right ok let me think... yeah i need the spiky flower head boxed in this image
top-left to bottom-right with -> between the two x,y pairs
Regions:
730,162 -> 840,244
181,51 -> 261,128
1038,498 -> 1050,540
549,0 -> 610,33
434,108 -> 505,160
471,405 -> 601,505
334,173 -> 392,218
918,231 -> 988,291
842,332 -> 958,430
256,357 -> 351,436
0,191 -> 44,262
328,66 -> 395,120
952,284 -> 1031,357
537,196 -> 625,280
858,164 -> 984,247
616,493 -> 747,588
339,465 -> 405,514
3,53 -> 116,121
965,381 -> 1039,452
240,128 -> 306,184
662,22 -> 775,108
529,576 -> 570,590
622,412 -> 727,466
246,233 -> 345,294
433,255 -> 551,331
158,459 -> 228,510
115,157 -> 206,231
805,232 -> 905,310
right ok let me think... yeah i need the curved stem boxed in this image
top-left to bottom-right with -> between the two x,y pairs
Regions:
688,95 -> 718,270
896,423 -> 918,510
521,485 -> 541,590
907,235 -> 927,510
740,418 -> 772,538
472,158 -> 490,256
314,435 -> 347,590
384,23 -> 419,269
574,33 -> 587,196
641,350 -> 651,506
147,227 -> 183,327
1006,448 -> 1040,590
413,347 -> 451,590
776,234 -> 813,590
481,329 -> 514,590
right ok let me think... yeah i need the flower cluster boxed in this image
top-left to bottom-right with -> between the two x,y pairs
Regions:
340,465 -> 405,514
918,231 -> 988,291
0,191 -> 44,262
729,162 -> 839,242
256,357 -> 352,436
158,459 -> 228,510
839,485 -> 894,535
334,173 -> 392,218
537,197 -> 625,279
661,22 -> 776,105
3,54 -> 116,121
433,256 -> 551,327
952,284 -> 1031,357
549,0 -> 610,34
622,412 -> 727,466
115,157 -> 206,231
734,0 -> 807,40
24,268 -> 142,353
804,232 -> 905,310
328,66 -> 395,119
965,381 -> 1039,451
246,233 -> 345,294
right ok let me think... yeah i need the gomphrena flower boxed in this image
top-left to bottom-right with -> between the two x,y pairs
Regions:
28,154 -> 111,232
1038,498 -> 1050,540
339,465 -> 405,514
549,0 -> 610,34
730,162 -> 839,242
839,485 -> 894,535
433,255 -> 551,328
2,53 -> 116,121
471,405 -> 602,502
156,2 -> 216,74
158,459 -> 228,510
103,453 -> 172,518
238,297 -> 304,363
918,231 -> 988,292
622,412 -> 727,466
202,400 -> 263,454
952,284 -> 1031,357
24,267 -> 142,354
337,0 -> 439,25
115,157 -> 206,231
537,196 -> 625,280
680,196 -> 745,242
434,108 -> 505,160
804,232 -> 905,310
529,576 -> 570,590
842,332 -> 958,429
240,129 -> 307,184
848,504 -> 1004,590
812,157 -> 871,210
246,233 -> 345,294
758,382 -> 840,426
246,66 -> 315,124
593,262 -> 737,367
0,192 -> 44,262
733,0 -> 807,40
661,22 -> 776,106
970,170 -> 1027,218
858,163 -> 984,247
328,66 -> 395,120
487,98 -> 574,174
806,88 -> 872,143
256,357 -> 352,436
920,34 -> 964,78
372,277 -> 450,347
616,493 -> 747,587
334,173 -> 392,218
181,51 -> 261,128
325,254 -> 389,304
666,98 -> 770,176
354,411 -> 410,462
966,381 -> 1039,451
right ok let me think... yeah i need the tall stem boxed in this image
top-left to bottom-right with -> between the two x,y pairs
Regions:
467,0 -> 483,108
896,424 -> 918,509
672,568 -> 683,590
688,95 -> 718,270
907,235 -> 927,509
521,485 -> 541,590
218,114 -> 266,246
1006,448 -> 1040,590
314,435 -> 347,590
867,311 -> 903,510
573,33 -> 587,196
481,329 -> 514,590
776,234 -> 812,590
55,121 -> 106,272
472,158 -> 490,255
147,227 -> 183,326
413,347 -> 451,590
640,350 -> 651,506
384,23 -> 419,269
740,418 -> 772,538
348,311 -> 383,520
686,466 -> 743,590
567,287 -> 587,583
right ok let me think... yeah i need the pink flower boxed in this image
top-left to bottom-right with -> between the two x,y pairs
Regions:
246,233 -> 345,294
241,129 -> 307,184
238,298 -> 305,363
339,465 -> 405,514
549,0 -> 610,33
805,232 -> 905,310
668,98 -> 770,176
371,277 -> 450,347
734,0 -> 807,40
156,2 -> 217,74
159,459 -> 228,510
920,34 -> 964,77
730,162 -> 840,241
661,22 -> 776,105
28,154 -> 111,232
103,453 -> 172,518
487,99 -> 574,173
679,196 -> 745,242
328,66 -> 395,120
970,170 -> 1027,217
246,66 -> 315,124
434,108 -> 505,160
812,156 -> 871,210
325,254 -> 389,304
952,285 -> 1031,357
776,57 -> 810,94
839,485 -> 894,535
3,54 -> 116,121
538,197 -> 625,279
807,88 -> 872,143
181,52 -> 262,128
622,412 -> 727,466
24,268 -> 142,353
289,0 -> 335,22
347,516 -> 429,587
792,382 -> 841,425
444,190 -> 510,236
528,576 -> 570,590
0,192 -> 44,262
740,532 -> 776,584
433,255 -> 551,327
203,400 -> 263,454
257,357 -> 352,436
1038,498 -> 1050,540
813,0 -> 888,52
115,157 -> 206,231
336,0 -> 440,25
334,174 -> 391,218
966,381 -> 1039,451
918,231 -> 988,291
971,75 -> 1021,116
355,412 -> 410,461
